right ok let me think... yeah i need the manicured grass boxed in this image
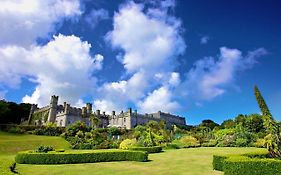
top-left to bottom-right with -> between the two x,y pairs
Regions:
0,132 -> 266,175
16,147 -> 266,175
0,131 -> 70,155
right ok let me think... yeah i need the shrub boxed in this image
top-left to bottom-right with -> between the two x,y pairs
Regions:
202,140 -> 217,147
163,143 -> 181,149
235,138 -> 248,147
129,146 -> 162,153
35,145 -> 54,153
7,126 -> 24,134
254,138 -> 266,148
178,136 -> 200,148
213,151 -> 271,173
224,156 -> 281,175
119,139 -> 137,150
213,155 -> 229,171
15,150 -> 148,164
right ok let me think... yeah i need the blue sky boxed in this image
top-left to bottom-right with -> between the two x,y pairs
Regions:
0,0 -> 280,125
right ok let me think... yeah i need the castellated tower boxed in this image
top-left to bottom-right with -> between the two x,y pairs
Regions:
47,95 -> 58,123
86,103 -> 92,116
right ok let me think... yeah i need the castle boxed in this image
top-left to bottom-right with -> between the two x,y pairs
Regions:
28,95 -> 186,129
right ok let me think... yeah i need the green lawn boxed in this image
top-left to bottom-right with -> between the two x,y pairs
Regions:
0,131 -> 266,175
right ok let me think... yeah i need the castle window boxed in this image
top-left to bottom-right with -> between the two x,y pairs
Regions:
124,117 -> 126,122
60,120 -> 63,126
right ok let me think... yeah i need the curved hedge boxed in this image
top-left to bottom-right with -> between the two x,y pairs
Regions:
212,151 -> 281,175
129,146 -> 163,153
15,149 -> 148,164
224,156 -> 281,175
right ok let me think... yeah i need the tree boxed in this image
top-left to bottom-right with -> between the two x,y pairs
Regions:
200,119 -> 219,130
254,85 -> 281,157
221,119 -> 235,129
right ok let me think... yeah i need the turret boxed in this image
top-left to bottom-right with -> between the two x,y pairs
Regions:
86,103 -> 92,115
96,109 -> 100,116
112,111 -> 116,116
128,107 -> 132,114
47,95 -> 58,123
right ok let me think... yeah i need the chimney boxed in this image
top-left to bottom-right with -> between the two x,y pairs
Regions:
96,109 -> 100,115
112,111 -> 115,115
128,107 -> 132,114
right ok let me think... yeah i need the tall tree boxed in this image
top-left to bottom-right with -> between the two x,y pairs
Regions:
254,85 -> 281,157
90,114 -> 100,129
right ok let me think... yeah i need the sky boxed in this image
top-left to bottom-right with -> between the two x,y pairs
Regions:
0,0 -> 280,125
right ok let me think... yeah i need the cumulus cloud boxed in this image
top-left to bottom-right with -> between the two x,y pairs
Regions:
181,47 -> 267,101
94,1 -> 185,113
0,34 -> 103,106
85,8 -> 109,28
0,0 -> 81,47
138,86 -> 180,113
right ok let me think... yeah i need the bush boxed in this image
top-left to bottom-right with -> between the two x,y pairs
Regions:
235,138 -> 248,147
202,140 -> 217,147
15,150 -> 148,164
176,136 -> 200,148
119,139 -> 137,150
224,156 -> 281,175
213,151 -> 271,173
213,155 -> 229,171
129,146 -> 162,153
7,126 -> 24,134
254,138 -> 266,148
163,143 -> 181,149
35,145 -> 54,153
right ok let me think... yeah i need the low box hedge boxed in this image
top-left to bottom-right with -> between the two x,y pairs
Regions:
15,149 -> 148,164
129,146 -> 163,153
224,156 -> 281,175
213,151 -> 281,175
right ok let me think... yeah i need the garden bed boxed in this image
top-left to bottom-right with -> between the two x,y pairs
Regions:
15,149 -> 148,164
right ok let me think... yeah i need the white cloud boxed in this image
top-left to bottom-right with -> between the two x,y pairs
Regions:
181,47 -> 267,101
200,36 -> 210,44
0,0 -> 81,47
0,34 -> 102,106
138,86 -> 180,113
96,1 -> 185,113
106,1 -> 185,73
85,8 -> 109,28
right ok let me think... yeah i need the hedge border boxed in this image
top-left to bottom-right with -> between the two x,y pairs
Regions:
15,149 -> 148,164
129,146 -> 163,153
212,151 -> 281,175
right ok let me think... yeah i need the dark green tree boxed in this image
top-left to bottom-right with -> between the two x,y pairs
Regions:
254,85 -> 281,157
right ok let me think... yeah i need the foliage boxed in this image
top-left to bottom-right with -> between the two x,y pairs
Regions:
254,85 -> 281,157
0,100 -> 31,124
15,150 -> 148,164
0,159 -> 15,175
34,145 -> 54,153
89,113 -> 100,128
172,135 -> 200,148
199,119 -> 219,130
32,123 -> 65,136
254,138 -> 266,148
224,156 -> 281,175
64,121 -> 90,137
119,139 -> 137,150
129,146 -> 162,153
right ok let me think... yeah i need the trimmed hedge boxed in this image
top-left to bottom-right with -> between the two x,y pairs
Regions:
212,151 -> 281,175
15,149 -> 148,164
213,155 -> 229,171
224,156 -> 281,175
129,146 -> 163,153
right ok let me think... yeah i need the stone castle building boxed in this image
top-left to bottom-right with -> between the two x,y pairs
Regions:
28,95 -> 186,129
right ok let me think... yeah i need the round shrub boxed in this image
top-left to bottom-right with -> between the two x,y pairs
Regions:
178,136 -> 200,148
15,150 -> 148,164
119,139 -> 137,150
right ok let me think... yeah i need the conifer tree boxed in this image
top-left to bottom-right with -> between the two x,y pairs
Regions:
254,85 -> 281,157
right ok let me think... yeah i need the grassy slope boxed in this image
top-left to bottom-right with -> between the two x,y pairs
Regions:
0,132 -> 266,175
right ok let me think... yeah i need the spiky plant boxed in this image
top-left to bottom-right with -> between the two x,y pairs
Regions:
254,85 -> 281,157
